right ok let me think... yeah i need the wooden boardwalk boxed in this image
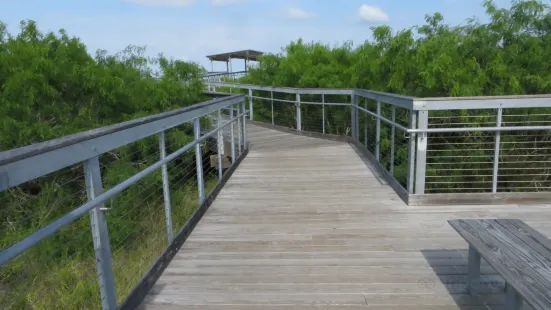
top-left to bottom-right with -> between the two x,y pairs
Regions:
141,123 -> 550,310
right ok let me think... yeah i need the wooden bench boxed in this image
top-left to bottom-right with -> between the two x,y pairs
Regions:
448,219 -> 551,310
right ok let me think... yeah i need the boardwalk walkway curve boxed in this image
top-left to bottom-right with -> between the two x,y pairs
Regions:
141,122 -> 549,310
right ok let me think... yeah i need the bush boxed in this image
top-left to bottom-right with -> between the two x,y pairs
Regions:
0,20 -> 212,309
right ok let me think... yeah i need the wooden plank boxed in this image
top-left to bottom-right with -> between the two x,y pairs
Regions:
143,292 -> 507,306
448,219 -> 551,310
143,123 -> 550,309
140,305 -> 496,310
495,219 -> 551,259
410,192 -> 551,206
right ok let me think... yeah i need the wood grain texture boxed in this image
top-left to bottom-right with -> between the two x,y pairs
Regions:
449,219 -> 551,310
140,123 -> 550,310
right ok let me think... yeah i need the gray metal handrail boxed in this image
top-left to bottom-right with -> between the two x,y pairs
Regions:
0,94 -> 249,309
204,70 -> 247,78
207,81 -> 551,202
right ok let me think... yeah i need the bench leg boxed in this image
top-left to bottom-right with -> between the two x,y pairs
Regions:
467,245 -> 481,295
505,283 -> 522,310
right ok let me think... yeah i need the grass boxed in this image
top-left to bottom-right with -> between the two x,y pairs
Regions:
0,177 -> 219,309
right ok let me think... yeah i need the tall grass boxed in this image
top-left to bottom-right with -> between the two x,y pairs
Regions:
1,178 -> 219,309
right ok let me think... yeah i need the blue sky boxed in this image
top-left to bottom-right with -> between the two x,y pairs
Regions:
0,0 -> 541,71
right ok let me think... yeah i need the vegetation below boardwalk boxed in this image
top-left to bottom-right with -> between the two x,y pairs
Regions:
236,0 -> 551,193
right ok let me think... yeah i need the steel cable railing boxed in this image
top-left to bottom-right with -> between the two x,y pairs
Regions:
207,81 -> 551,200
0,95 -> 248,309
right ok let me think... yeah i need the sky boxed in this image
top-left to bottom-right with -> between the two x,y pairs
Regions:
0,0 -> 539,71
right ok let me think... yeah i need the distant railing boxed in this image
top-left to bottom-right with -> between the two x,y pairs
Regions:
207,81 -> 551,204
203,71 -> 247,91
0,95 -> 248,309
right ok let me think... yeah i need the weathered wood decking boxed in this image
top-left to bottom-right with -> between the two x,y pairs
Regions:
141,123 -> 550,310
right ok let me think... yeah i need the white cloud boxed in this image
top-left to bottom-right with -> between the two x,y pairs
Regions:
127,0 -> 195,7
210,0 -> 248,6
358,4 -> 389,22
285,8 -> 315,20
32,10 -> 369,72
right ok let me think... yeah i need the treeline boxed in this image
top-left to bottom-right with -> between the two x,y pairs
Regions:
239,0 -> 551,193
0,20 -> 205,151
243,0 -> 551,95
0,21 -> 211,309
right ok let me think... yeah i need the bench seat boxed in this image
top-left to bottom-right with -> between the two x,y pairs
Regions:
448,219 -> 551,310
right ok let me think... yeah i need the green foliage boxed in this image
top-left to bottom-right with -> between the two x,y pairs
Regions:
241,0 -> 551,192
0,20 -> 212,309
0,20 -> 205,151
245,0 -> 551,95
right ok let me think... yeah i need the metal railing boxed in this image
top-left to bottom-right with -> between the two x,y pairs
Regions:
203,71 -> 247,92
0,95 -> 248,309
208,81 -> 551,202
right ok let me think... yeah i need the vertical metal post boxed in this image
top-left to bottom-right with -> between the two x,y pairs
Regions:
271,91 -> 274,125
237,103 -> 242,155
414,110 -> 429,194
407,110 -> 417,194
375,101 -> 381,161
83,157 -> 117,310
390,106 -> 396,175
492,108 -> 503,193
364,99 -> 368,147
350,95 -> 355,138
322,94 -> 325,134
241,101 -> 248,150
230,105 -> 236,164
158,131 -> 173,243
217,109 -> 223,180
248,89 -> 253,120
194,118 -> 205,204
467,245 -> 481,296
351,95 -> 358,139
296,93 -> 301,131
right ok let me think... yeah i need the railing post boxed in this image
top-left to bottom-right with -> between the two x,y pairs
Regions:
236,103 -> 244,155
230,105 -> 236,163
296,93 -> 301,131
376,101 -> 381,161
414,110 -> 428,194
364,99 -> 368,147
407,110 -> 417,194
248,88 -> 253,121
271,91 -> 274,125
158,131 -> 174,243
194,118 -> 205,204
83,157 -> 117,310
492,108 -> 503,193
390,106 -> 396,175
351,94 -> 358,139
322,94 -> 325,134
241,100 -> 248,150
217,109 -> 223,180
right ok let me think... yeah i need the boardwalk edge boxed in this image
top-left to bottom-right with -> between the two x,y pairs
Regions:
119,146 -> 249,310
